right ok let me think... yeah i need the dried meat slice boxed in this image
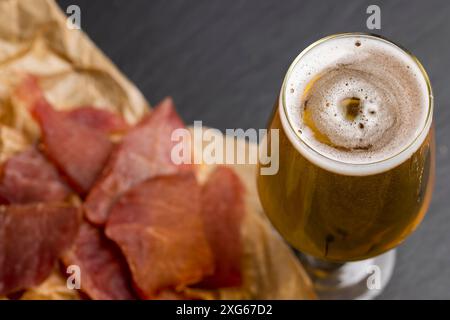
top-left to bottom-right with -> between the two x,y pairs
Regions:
197,166 -> 245,288
0,147 -> 71,204
0,203 -> 80,295
154,289 -> 200,300
62,222 -> 136,300
16,77 -> 114,195
85,97 -> 190,225
63,106 -> 129,134
105,172 -> 213,299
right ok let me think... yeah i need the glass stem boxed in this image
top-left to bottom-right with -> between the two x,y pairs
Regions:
293,248 -> 396,300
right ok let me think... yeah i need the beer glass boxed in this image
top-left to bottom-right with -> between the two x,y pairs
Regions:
257,33 -> 434,299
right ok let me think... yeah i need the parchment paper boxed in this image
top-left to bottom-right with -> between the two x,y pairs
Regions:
0,0 -> 315,300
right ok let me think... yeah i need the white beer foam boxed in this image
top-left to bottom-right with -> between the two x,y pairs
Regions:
281,34 -> 432,175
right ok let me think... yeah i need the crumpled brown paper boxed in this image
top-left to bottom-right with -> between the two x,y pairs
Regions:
20,271 -> 79,300
0,0 -> 315,300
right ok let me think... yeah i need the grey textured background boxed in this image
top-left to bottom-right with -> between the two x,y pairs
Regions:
56,0 -> 450,299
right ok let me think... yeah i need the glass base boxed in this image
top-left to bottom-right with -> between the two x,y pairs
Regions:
296,249 -> 396,300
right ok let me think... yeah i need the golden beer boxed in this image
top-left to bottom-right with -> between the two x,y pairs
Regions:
257,34 -> 434,262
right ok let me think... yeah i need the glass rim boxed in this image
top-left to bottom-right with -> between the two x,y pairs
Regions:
280,32 -> 433,170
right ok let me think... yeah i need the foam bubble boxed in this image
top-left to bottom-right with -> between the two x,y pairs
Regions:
283,34 -> 429,164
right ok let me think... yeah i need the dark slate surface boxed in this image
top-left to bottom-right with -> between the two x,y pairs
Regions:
56,0 -> 450,299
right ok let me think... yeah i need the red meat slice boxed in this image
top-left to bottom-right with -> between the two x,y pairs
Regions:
0,203 -> 80,295
0,147 -> 71,204
197,166 -> 245,288
63,107 -> 129,134
105,172 -> 213,299
85,97 -> 190,225
154,290 -> 199,300
16,76 -> 114,195
62,222 -> 136,300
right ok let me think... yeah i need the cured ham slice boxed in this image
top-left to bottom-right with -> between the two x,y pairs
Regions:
0,147 -> 71,204
62,222 -> 136,300
85,97 -> 189,225
197,166 -> 245,288
154,290 -> 199,300
63,107 -> 129,134
0,203 -> 80,295
16,77 -> 114,195
105,172 -> 213,299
